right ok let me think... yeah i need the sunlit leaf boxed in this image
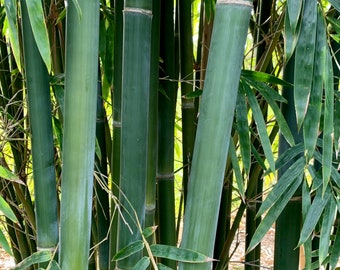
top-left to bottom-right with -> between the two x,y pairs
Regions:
241,70 -> 292,87
0,196 -> 17,222
0,229 -> 12,256
150,244 -> 214,263
4,0 -> 21,71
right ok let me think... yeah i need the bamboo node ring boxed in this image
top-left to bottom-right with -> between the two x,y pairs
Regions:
218,0 -> 253,7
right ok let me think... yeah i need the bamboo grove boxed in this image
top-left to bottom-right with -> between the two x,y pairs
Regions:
0,0 -> 339,269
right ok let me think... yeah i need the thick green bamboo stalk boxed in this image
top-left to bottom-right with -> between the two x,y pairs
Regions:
179,1 -> 252,269
109,1 -> 123,269
59,0 -> 100,268
20,0 -> 58,250
156,0 -> 177,268
117,1 -> 152,268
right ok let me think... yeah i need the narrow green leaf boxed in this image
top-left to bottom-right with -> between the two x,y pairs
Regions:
294,0 -> 317,129
257,156 -> 305,217
0,196 -> 17,222
235,91 -> 250,175
247,173 -> 303,252
319,197 -> 336,264
254,82 -> 295,146
287,0 -> 302,31
274,143 -> 304,173
330,219 -> 340,269
284,9 -> 300,62
150,244 -> 214,263
113,240 -> 144,261
322,49 -> 334,192
303,7 -> 326,161
184,90 -> 203,99
0,165 -> 23,184
242,83 -> 275,172
298,187 -> 332,246
25,0 -> 51,71
228,137 -> 245,197
14,250 -> 52,270
4,0 -> 21,71
241,70 -> 292,87
142,226 -> 157,239
0,229 -> 13,256
132,257 -> 150,270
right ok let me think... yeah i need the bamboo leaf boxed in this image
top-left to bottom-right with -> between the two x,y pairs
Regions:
25,0 -> 51,71
4,0 -> 21,71
151,244 -> 214,263
319,197 -> 336,264
298,187 -> 332,246
14,251 -> 52,270
284,9 -> 300,62
235,91 -> 250,175
113,240 -> 145,261
294,0 -> 317,129
254,82 -> 295,146
142,226 -> 157,239
0,229 -> 13,256
287,0 -> 302,31
274,143 -> 304,173
0,196 -> 17,222
241,70 -> 292,87
257,156 -> 305,217
303,6 -> 326,161
0,165 -> 24,184
322,49 -> 334,191
228,137 -> 245,197
242,83 -> 275,172
247,173 -> 303,253
132,257 -> 150,270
